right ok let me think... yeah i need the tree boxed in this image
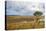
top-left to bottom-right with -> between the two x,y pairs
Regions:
34,11 -> 43,16
33,11 -> 43,28
33,11 -> 43,23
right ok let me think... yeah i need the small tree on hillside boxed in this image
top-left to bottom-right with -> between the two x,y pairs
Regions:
33,11 -> 43,22
34,11 -> 43,16
33,11 -> 43,28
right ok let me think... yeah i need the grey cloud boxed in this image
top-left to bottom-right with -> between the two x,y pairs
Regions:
6,1 -> 45,16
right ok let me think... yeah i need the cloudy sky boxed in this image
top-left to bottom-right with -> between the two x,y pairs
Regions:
6,1 -> 45,16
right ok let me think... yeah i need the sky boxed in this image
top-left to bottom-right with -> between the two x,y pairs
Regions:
6,1 -> 45,16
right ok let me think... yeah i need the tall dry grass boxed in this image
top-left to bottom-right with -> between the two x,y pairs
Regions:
6,16 -> 45,30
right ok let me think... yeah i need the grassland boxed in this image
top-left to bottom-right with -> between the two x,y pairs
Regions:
6,16 -> 45,30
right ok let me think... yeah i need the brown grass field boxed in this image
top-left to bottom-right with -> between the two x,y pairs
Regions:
6,16 -> 45,30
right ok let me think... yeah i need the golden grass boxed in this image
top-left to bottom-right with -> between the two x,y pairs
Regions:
6,16 -> 45,30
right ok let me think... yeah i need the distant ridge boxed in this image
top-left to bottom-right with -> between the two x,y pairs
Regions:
6,15 -> 20,16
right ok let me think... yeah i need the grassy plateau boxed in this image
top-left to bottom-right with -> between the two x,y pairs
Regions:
6,16 -> 45,30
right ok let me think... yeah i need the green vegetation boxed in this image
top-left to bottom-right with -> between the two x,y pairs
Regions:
34,11 -> 43,16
